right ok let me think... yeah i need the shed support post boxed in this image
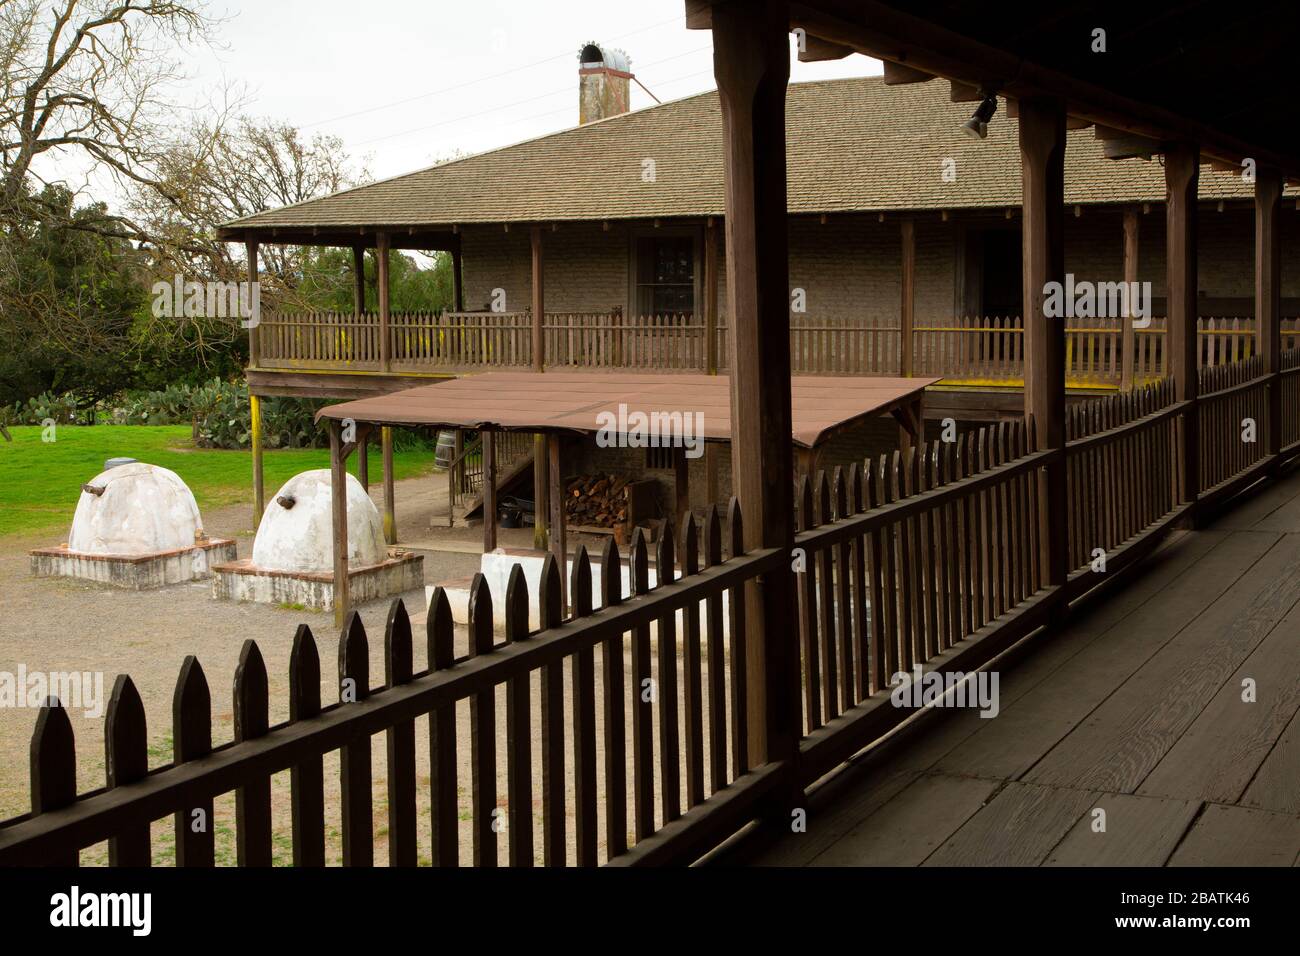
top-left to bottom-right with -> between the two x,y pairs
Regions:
1165,143 -> 1200,518
250,394 -> 264,527
357,429 -> 369,491
710,0 -> 800,779
1019,97 -> 1069,604
1120,207 -> 1139,392
452,238 -> 464,312
330,420 -> 350,628
483,431 -> 498,553
674,444 -> 691,531
704,217 -> 721,507
382,426 -> 396,545
548,433 -> 567,614
1256,167 -> 1283,467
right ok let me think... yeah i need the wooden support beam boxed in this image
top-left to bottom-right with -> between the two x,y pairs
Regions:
1019,97 -> 1069,600
483,431 -> 497,553
548,434 -> 567,614
1256,166 -> 1283,463
451,244 -> 464,312
711,0 -> 800,775
376,232 -> 392,371
674,445 -> 691,531
949,80 -> 981,102
1166,143 -> 1200,514
245,241 -> 260,368
900,219 -> 915,377
882,60 -> 934,85
531,225 -> 548,551
330,421 -> 350,628
249,394 -> 264,527
352,246 -> 366,315
382,426 -> 396,545
1120,206 -> 1139,393
357,429 -> 369,491
704,218 -> 720,374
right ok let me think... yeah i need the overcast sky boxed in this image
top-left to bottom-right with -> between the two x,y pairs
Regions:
187,0 -> 882,182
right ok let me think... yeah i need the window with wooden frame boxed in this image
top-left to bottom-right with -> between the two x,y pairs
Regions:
632,232 -> 697,318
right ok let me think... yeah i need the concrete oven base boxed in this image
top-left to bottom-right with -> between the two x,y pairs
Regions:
29,538 -> 238,589
212,552 -> 424,610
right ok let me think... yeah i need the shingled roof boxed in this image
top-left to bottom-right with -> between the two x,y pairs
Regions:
222,75 -> 1281,234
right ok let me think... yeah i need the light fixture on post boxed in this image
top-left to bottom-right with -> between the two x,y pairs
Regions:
961,90 -> 999,139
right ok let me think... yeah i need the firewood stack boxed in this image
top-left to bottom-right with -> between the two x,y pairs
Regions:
565,473 -> 630,529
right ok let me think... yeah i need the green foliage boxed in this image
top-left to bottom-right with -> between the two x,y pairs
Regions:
292,246 -> 455,313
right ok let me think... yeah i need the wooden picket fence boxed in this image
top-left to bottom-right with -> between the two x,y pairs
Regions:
5,355 -> 1295,867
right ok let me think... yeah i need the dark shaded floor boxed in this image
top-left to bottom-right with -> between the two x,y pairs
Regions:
737,467 -> 1300,866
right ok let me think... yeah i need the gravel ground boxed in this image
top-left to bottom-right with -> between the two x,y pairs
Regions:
0,473 -> 726,865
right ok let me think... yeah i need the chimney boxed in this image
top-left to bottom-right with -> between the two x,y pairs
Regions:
578,42 -> 632,125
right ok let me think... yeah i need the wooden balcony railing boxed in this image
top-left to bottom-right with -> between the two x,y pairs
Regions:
253,310 -> 1298,388
2,356 -> 1297,865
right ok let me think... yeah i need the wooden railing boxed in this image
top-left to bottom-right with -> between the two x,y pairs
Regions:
254,310 -> 1297,388
447,429 -> 533,514
2,359 -> 1296,866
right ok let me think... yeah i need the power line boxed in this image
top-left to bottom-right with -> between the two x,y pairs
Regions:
302,13 -> 693,131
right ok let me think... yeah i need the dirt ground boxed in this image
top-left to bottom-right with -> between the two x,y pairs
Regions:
0,471 -> 730,865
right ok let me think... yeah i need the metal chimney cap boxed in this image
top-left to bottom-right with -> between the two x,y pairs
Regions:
578,42 -> 630,73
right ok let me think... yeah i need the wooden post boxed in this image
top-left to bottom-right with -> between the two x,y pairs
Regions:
711,0 -> 799,773
352,245 -> 366,316
376,232 -> 392,371
382,425 -> 396,545
532,224 -> 548,550
674,445 -> 691,530
483,431 -> 498,553
357,429 -> 369,491
548,433 -> 567,613
1165,143 -> 1200,513
245,240 -> 260,369
250,393 -> 265,527
1120,207 -> 1139,392
1019,97 -> 1068,597
451,239 -> 464,312
704,217 -> 721,507
1256,167 -> 1283,465
330,421 -> 350,628
900,219 -> 916,377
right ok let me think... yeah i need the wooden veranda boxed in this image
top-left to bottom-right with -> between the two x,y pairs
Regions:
2,0 -> 1299,868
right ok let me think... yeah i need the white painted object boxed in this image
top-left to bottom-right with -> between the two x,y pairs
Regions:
68,463 -> 205,555
252,469 -> 384,573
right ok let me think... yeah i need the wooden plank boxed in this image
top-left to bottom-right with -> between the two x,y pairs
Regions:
703,507 -> 728,792
924,782 -> 1096,866
629,528 -> 655,841
105,675 -> 150,866
813,772 -> 999,866
329,421 -> 350,627
173,656 -> 214,867
383,600 -> 417,866
426,588 -> 459,866
289,625 -> 325,867
726,500 -> 749,777
1168,804 -> 1300,867
233,640 -> 272,866
1167,143 -> 1201,511
1045,793 -> 1199,866
1137,598 -> 1300,804
570,547 -> 599,864
468,573 -> 497,865
30,701 -> 79,863
539,554 -> 566,865
599,536 -> 628,857
1240,707 -> 1300,814
657,523 -> 682,824
1026,532 -> 1300,792
679,513 -> 706,808
503,565 -> 534,866
338,612 -> 373,866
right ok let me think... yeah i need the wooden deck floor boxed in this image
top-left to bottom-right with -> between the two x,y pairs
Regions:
733,466 -> 1300,867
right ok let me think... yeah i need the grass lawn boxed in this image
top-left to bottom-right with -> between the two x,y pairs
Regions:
0,425 -> 436,538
